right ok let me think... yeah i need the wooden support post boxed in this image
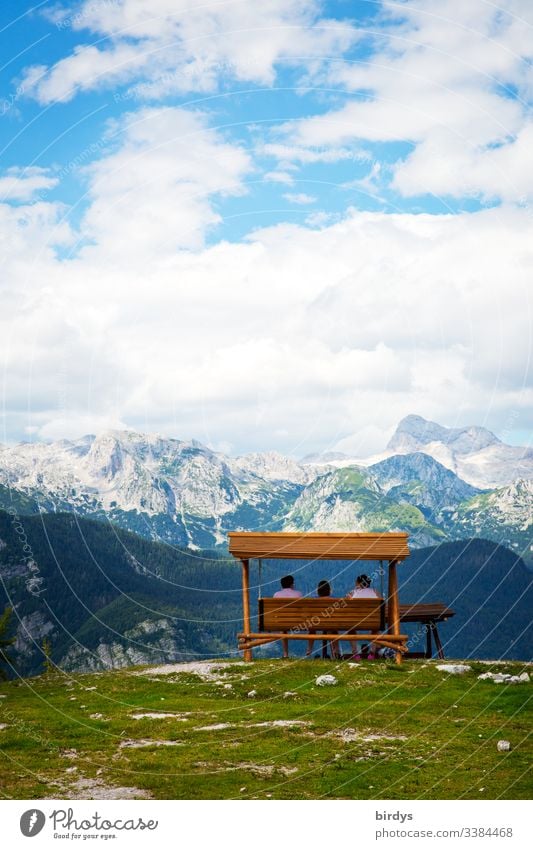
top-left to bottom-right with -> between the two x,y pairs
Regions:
388,559 -> 402,665
241,558 -> 252,661
425,623 -> 433,659
432,622 -> 445,659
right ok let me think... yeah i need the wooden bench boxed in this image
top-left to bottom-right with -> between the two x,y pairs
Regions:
238,597 -> 409,655
398,602 -> 455,659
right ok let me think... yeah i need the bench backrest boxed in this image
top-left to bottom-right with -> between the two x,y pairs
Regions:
259,597 -> 385,632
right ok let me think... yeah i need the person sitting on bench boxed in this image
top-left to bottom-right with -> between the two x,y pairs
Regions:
347,574 -> 379,599
274,575 -> 302,658
305,580 -> 339,660
347,574 -> 380,659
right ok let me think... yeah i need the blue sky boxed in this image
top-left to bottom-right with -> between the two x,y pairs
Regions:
1,1 -> 492,236
0,1 -> 532,455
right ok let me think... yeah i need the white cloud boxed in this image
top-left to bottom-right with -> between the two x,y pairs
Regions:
281,85 -> 522,148
3,2 -> 533,454
260,143 -> 367,164
264,170 -> 295,185
1,185 -> 532,453
283,192 -> 316,204
277,0 -> 533,202
305,210 -> 336,227
0,167 -> 58,202
78,106 -> 252,261
36,413 -> 131,442
23,42 -> 147,104
23,0 -> 357,104
0,197 -> 73,263
393,123 -> 533,201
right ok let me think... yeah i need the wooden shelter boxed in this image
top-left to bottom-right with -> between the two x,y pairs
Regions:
228,531 -> 411,664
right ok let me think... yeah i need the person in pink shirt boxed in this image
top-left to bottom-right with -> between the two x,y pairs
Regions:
346,574 -> 380,659
273,574 -> 302,599
347,574 -> 379,599
273,575 -> 302,658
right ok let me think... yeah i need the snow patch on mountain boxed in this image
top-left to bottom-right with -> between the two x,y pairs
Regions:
0,416 -> 530,555
311,415 -> 532,489
387,414 -> 500,455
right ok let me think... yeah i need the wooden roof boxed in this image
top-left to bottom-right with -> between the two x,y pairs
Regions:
228,532 -> 410,561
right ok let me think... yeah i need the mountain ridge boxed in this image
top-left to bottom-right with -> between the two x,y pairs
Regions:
0,416 -> 530,561
387,414 -> 501,454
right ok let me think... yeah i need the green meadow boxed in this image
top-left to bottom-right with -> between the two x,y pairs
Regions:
0,659 -> 530,800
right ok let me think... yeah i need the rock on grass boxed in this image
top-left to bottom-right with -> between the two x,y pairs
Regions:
315,674 -> 338,686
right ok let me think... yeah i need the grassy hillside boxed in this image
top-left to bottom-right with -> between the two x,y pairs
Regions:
0,658 -> 530,800
0,510 -> 242,676
399,540 -> 533,661
284,467 -> 444,545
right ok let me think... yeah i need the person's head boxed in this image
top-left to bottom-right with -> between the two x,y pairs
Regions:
280,575 -> 295,589
356,574 -> 371,589
317,580 -> 331,597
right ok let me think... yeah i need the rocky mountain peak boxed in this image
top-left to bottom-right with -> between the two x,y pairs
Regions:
232,450 -> 315,484
387,415 -> 500,456
86,432 -> 126,481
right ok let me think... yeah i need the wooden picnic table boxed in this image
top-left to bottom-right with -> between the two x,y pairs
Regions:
398,603 -> 455,659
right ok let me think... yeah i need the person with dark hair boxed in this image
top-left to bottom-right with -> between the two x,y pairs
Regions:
273,575 -> 302,658
305,580 -> 339,660
347,574 -> 378,598
274,575 -> 302,597
317,580 -> 331,597
347,574 -> 380,659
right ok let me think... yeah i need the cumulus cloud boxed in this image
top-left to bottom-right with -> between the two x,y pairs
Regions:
2,177 -> 532,453
281,88 -> 522,148
2,2 -> 532,454
277,0 -> 533,202
23,0 -> 357,104
0,167 -> 59,203
76,106 -> 252,262
392,123 -> 533,201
